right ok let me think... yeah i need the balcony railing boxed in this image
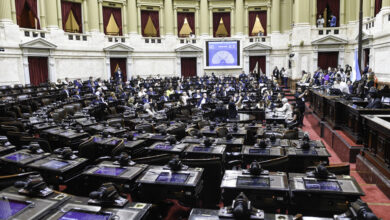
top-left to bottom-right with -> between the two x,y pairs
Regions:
178,37 -> 197,44
20,28 -> 49,39
106,35 -> 127,43
247,36 -> 270,43
143,37 -> 162,44
312,27 -> 346,37
365,18 -> 375,30
66,32 -> 88,41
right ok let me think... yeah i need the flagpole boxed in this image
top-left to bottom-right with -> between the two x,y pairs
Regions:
358,0 -> 363,71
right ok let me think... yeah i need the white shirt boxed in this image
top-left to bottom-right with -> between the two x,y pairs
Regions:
277,103 -> 293,119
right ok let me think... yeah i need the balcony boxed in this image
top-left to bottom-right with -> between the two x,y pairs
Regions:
105,35 -> 127,43
66,32 -> 89,41
143,37 -> 162,44
178,37 -> 198,44
246,36 -> 270,44
20,28 -> 49,39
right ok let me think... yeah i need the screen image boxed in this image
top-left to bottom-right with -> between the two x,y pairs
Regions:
193,147 -> 212,152
304,179 -> 341,191
249,148 -> 270,155
206,41 -> 240,67
156,172 -> 189,183
58,210 -> 112,220
42,160 -> 70,169
237,176 -> 270,187
0,199 -> 30,219
154,144 -> 173,150
94,167 -> 126,176
152,135 -> 166,140
5,153 -> 32,162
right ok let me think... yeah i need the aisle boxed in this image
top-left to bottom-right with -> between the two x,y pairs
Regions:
301,112 -> 390,219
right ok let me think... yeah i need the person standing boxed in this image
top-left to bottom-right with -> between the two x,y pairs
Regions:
317,14 -> 325,28
295,87 -> 308,126
273,66 -> 280,82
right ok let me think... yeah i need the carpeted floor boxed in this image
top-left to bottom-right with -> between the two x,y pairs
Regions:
301,111 -> 390,220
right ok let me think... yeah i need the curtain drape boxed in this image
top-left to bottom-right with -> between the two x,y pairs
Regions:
318,52 -> 339,70
375,0 -> 382,16
181,58 -> 197,78
103,7 -> 122,35
16,0 -> 40,29
317,0 -> 340,27
28,57 -> 48,86
213,12 -> 230,37
71,2 -> 82,33
248,11 -> 267,36
249,56 -> 266,74
177,12 -> 195,36
110,58 -> 127,82
141,10 -> 160,37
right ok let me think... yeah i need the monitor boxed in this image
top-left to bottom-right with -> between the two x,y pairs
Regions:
58,209 -> 112,220
5,153 -> 32,162
92,137 -> 103,143
237,176 -> 270,187
193,147 -> 212,152
154,144 -> 173,150
0,199 -> 30,219
249,148 -> 270,155
206,41 -> 240,67
156,172 -> 189,184
304,179 -> 341,191
94,166 -> 126,176
41,160 -> 70,169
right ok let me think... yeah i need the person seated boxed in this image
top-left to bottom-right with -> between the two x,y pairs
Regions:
61,85 -> 71,99
166,87 -> 175,97
73,90 -> 81,100
160,92 -> 170,102
108,92 -> 118,102
276,98 -> 293,119
197,93 -> 209,109
193,90 -> 202,98
256,100 -> 265,109
332,78 -> 342,89
366,88 -> 382,109
180,92 -> 189,106
144,103 -> 156,117
142,94 -> 150,104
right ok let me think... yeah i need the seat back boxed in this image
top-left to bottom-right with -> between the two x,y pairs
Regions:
216,127 -> 228,138
107,118 -> 124,127
132,154 -> 174,165
182,157 -> 223,207
259,156 -> 289,172
78,137 -> 99,160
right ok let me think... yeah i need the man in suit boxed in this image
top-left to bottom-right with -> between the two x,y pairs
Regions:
197,93 -> 209,108
273,66 -> 280,81
366,88 -> 382,109
61,85 -> 70,99
329,14 -> 337,27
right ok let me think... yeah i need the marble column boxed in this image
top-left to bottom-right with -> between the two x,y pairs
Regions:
0,0 -> 12,23
98,0 -> 104,33
45,0 -> 58,28
82,0 -> 89,32
164,0 -> 174,35
235,0 -> 244,35
271,0 -> 280,32
340,0 -> 345,25
128,0 -> 138,34
87,0 -> 100,32
200,0 -> 209,36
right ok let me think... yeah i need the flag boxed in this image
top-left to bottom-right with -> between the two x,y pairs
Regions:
351,49 -> 361,82
114,63 -> 119,73
253,61 -> 258,73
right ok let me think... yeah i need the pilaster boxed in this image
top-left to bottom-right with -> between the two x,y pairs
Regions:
87,0 -> 100,32
45,0 -> 59,28
128,0 -> 138,34
235,0 -> 244,35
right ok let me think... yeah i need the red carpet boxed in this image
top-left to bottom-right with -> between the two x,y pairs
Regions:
302,113 -> 390,219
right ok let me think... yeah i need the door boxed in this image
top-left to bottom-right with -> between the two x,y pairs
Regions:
28,57 -> 48,86
318,52 -> 339,70
110,58 -> 127,82
181,57 -> 197,78
249,56 -> 266,74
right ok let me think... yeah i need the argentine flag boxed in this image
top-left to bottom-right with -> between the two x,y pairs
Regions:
350,50 -> 361,82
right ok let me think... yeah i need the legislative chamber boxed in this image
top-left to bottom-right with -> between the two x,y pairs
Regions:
0,0 -> 389,219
